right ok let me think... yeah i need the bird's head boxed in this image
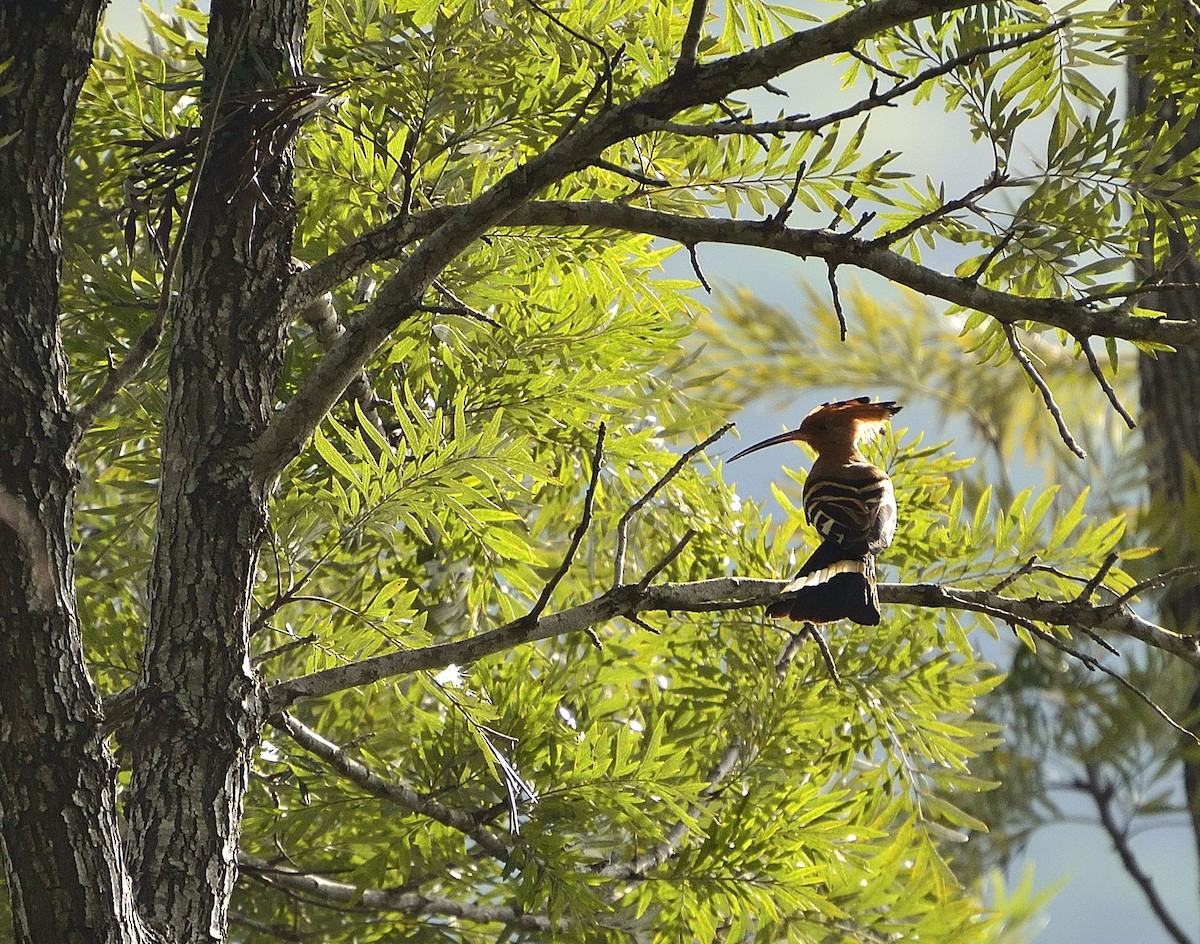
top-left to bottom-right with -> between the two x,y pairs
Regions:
730,397 -> 902,462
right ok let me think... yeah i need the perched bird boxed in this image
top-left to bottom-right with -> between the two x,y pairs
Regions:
731,397 -> 902,625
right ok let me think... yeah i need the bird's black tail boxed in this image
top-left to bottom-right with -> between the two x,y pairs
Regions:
765,543 -> 880,625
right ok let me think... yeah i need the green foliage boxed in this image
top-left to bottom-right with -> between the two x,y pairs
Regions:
50,0 -> 1197,940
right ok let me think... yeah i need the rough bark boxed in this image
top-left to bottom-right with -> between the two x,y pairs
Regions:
0,3 -> 153,943
1129,53 -> 1200,908
123,0 -> 308,939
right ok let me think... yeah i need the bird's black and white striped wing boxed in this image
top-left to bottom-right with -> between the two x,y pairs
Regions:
802,465 -> 896,557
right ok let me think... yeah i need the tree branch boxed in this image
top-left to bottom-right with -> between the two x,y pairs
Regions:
247,0 -> 985,482
1003,322 -> 1086,458
677,0 -> 708,72
525,423 -> 605,623
275,714 -> 515,862
239,853 -> 565,932
1075,765 -> 1196,944
613,422 -> 733,587
287,200 -> 1200,355
267,576 -> 1200,710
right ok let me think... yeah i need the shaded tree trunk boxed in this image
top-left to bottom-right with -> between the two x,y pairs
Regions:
123,0 -> 308,938
1130,56 -> 1200,904
0,3 -> 152,943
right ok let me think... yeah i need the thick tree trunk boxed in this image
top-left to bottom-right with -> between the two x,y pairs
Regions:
1130,60 -> 1200,904
0,4 -> 153,943
124,0 -> 308,939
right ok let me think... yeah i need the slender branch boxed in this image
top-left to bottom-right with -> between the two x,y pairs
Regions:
1003,322 -> 1086,458
267,576 -> 1200,710
677,0 -> 709,71
279,216 -> 1200,365
872,176 -> 1009,246
276,714 -> 514,862
827,262 -> 848,340
1114,564 -> 1200,607
1076,765 -> 1197,944
1075,551 -> 1120,604
239,853 -> 566,932
381,200 -> 1200,352
658,21 -> 1066,140
637,528 -> 697,590
688,243 -> 712,292
1078,335 -> 1137,429
613,423 -> 734,587
525,423 -> 605,624
593,157 -> 668,188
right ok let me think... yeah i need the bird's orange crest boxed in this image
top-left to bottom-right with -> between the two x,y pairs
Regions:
803,397 -> 902,446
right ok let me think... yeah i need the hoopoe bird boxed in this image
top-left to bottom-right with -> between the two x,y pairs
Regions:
731,397 -> 902,625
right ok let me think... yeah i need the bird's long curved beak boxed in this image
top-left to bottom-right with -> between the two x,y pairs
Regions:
729,428 -> 806,462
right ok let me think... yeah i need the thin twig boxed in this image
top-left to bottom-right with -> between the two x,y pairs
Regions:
990,555 -> 1039,594
657,23 -> 1066,143
1078,335 -> 1136,429
1075,551 -> 1120,604
598,742 -> 741,879
593,157 -> 668,188
827,262 -> 848,341
807,623 -> 842,684
524,423 -> 605,624
1114,564 -> 1200,607
253,634 -> 318,666
768,167 -> 804,229
524,0 -> 615,105
637,529 -> 697,590
1014,617 -> 1200,747
968,229 -> 1017,283
873,176 -> 1007,247
277,713 -> 515,861
77,9 -> 254,431
433,280 -> 502,327
1078,764 -> 1196,944
626,614 -> 660,635
613,423 -> 733,587
688,243 -> 712,293
677,0 -> 708,71
1003,322 -> 1086,458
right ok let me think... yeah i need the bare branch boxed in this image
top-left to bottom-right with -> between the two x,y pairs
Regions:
276,714 -> 515,862
1079,335 -> 1137,429
658,21 -> 1066,140
873,175 -> 1009,246
1114,564 -> 1200,607
239,853 -> 565,932
688,243 -> 712,293
1075,765 -> 1196,944
613,423 -> 734,587
807,623 -> 842,684
1075,551 -> 1120,604
637,528 -> 697,590
827,262 -> 848,340
525,423 -> 605,624
479,201 -> 1200,350
1003,322 -> 1086,458
677,0 -> 708,71
593,157 -> 669,188
267,575 -> 1200,710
